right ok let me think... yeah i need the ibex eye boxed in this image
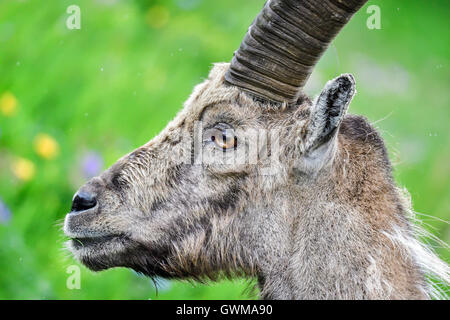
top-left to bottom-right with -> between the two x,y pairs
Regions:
207,124 -> 237,151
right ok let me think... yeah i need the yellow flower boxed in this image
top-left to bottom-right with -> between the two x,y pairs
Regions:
146,5 -> 170,29
12,157 -> 35,181
34,133 -> 59,160
0,92 -> 18,116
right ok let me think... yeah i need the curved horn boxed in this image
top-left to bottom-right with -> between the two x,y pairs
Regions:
225,0 -> 368,104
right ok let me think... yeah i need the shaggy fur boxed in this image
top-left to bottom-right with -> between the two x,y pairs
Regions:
64,63 -> 449,299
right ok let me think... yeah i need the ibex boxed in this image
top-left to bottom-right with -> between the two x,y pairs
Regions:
64,0 -> 449,299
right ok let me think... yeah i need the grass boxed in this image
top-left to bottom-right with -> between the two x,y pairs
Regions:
0,0 -> 448,299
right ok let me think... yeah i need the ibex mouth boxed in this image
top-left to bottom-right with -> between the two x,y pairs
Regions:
66,233 -> 133,272
71,234 -> 125,249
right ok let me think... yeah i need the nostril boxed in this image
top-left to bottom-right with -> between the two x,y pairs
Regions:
71,191 -> 97,212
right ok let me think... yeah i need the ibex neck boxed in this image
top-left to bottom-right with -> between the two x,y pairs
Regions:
254,197 -> 428,300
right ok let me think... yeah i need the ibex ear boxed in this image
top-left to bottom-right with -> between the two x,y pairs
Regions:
297,74 -> 355,174
303,74 -> 356,153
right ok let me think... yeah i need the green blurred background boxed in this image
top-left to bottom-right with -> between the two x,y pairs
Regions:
0,0 -> 448,299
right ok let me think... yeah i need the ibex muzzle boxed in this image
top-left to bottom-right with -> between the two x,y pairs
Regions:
63,0 -> 449,299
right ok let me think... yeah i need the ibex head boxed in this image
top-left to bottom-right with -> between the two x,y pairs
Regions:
64,0 -> 449,299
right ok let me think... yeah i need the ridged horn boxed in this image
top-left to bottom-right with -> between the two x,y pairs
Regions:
224,0 -> 368,104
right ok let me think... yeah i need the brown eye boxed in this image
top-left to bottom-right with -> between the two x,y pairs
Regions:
210,128 -> 237,150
